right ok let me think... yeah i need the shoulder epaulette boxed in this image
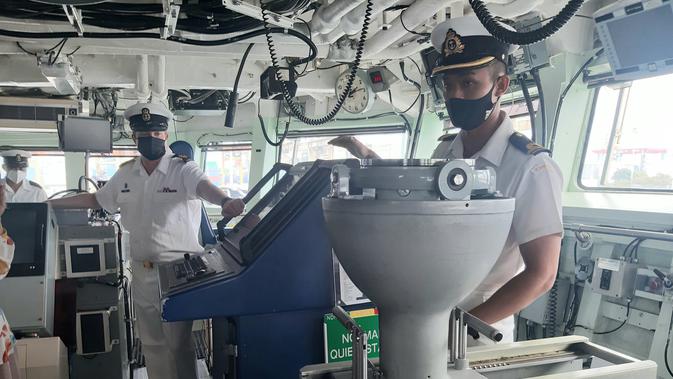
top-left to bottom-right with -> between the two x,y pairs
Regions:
172,154 -> 191,163
437,133 -> 458,142
508,132 -> 551,156
119,158 -> 135,168
28,180 -> 43,189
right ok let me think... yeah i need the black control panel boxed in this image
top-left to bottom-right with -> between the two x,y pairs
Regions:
173,254 -> 216,282
160,250 -> 239,296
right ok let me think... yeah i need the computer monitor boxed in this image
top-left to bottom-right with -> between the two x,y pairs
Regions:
2,202 -> 51,277
59,116 -> 112,153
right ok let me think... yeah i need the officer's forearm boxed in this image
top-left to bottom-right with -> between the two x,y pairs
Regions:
196,180 -> 229,206
469,235 -> 561,324
468,270 -> 552,325
48,193 -> 101,209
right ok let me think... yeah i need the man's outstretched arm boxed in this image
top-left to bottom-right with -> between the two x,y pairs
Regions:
49,193 -> 101,209
328,136 -> 381,159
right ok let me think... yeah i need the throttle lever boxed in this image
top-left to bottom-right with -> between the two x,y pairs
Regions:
216,162 -> 292,241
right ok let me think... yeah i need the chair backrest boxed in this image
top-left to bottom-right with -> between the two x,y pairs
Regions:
169,140 -> 217,246
169,140 -> 194,160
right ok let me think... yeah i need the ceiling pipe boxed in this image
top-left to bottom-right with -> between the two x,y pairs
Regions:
362,0 -> 449,58
368,39 -> 431,60
310,0 -> 366,35
150,55 -> 167,102
136,54 -> 150,102
485,0 -> 545,19
315,0 -> 400,45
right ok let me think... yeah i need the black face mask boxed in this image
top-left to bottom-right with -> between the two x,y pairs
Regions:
445,82 -> 498,131
137,136 -> 165,160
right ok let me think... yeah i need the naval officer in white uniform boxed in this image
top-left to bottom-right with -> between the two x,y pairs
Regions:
1,150 -> 48,203
49,102 -> 245,379
330,15 -> 563,344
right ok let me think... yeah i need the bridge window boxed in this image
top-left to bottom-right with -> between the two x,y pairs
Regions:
502,99 -> 536,139
87,148 -> 139,183
280,127 -> 408,165
202,144 -> 251,198
1,151 -> 66,198
580,73 -> 673,191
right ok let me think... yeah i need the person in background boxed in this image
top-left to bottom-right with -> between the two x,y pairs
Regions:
329,15 -> 563,344
0,186 -> 21,379
49,102 -> 245,379
1,150 -> 47,203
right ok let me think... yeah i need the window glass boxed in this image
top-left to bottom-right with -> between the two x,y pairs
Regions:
581,74 -> 673,190
203,145 -> 251,198
87,149 -> 139,182
1,152 -> 66,197
502,100 -> 536,139
280,132 -> 407,165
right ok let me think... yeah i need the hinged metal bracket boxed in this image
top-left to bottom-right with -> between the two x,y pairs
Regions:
222,0 -> 295,29
62,5 -> 84,36
161,0 -> 181,39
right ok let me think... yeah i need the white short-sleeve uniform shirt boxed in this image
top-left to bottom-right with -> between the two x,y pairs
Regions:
432,113 -> 564,310
2,180 -> 48,203
95,153 -> 207,263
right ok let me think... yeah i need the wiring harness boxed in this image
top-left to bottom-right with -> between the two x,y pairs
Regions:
468,0 -> 585,45
0,0 -> 313,35
260,0 -> 373,125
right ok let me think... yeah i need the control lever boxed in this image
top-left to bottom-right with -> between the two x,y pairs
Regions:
653,268 -> 673,289
216,162 -> 292,241
463,310 -> 503,342
449,308 -> 503,371
332,306 -> 378,379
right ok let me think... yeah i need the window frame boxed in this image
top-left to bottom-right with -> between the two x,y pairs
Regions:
280,126 -> 409,165
577,86 -> 673,194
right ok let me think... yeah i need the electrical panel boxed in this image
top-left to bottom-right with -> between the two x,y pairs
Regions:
508,15 -> 551,75
419,47 -> 448,120
365,66 -> 398,93
590,258 -> 637,299
168,89 -> 230,115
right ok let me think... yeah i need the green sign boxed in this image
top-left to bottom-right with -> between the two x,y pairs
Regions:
323,310 -> 380,363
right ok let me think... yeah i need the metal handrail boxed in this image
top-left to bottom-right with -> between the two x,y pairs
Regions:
564,223 -> 673,243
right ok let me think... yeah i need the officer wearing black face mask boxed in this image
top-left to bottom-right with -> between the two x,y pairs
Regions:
49,102 -> 245,379
331,16 -> 564,347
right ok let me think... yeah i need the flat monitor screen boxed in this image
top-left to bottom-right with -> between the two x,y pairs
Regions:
607,5 -> 673,69
60,116 -> 112,153
3,203 -> 48,276
4,210 -> 38,265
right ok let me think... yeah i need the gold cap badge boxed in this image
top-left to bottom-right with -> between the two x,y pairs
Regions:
443,29 -> 465,57
141,108 -> 151,122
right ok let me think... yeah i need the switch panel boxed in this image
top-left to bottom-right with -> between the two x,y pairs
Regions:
590,258 -> 637,299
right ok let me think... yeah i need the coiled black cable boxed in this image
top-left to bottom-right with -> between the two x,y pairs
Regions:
545,279 -> 559,337
260,0 -> 374,125
468,0 -> 585,45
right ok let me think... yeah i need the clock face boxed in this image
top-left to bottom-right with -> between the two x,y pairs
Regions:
336,71 -> 373,114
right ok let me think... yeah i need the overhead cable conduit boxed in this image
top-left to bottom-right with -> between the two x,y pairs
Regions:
468,0 -> 586,45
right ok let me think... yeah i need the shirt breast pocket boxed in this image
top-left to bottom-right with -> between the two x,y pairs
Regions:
117,192 -> 136,204
154,192 -> 183,203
